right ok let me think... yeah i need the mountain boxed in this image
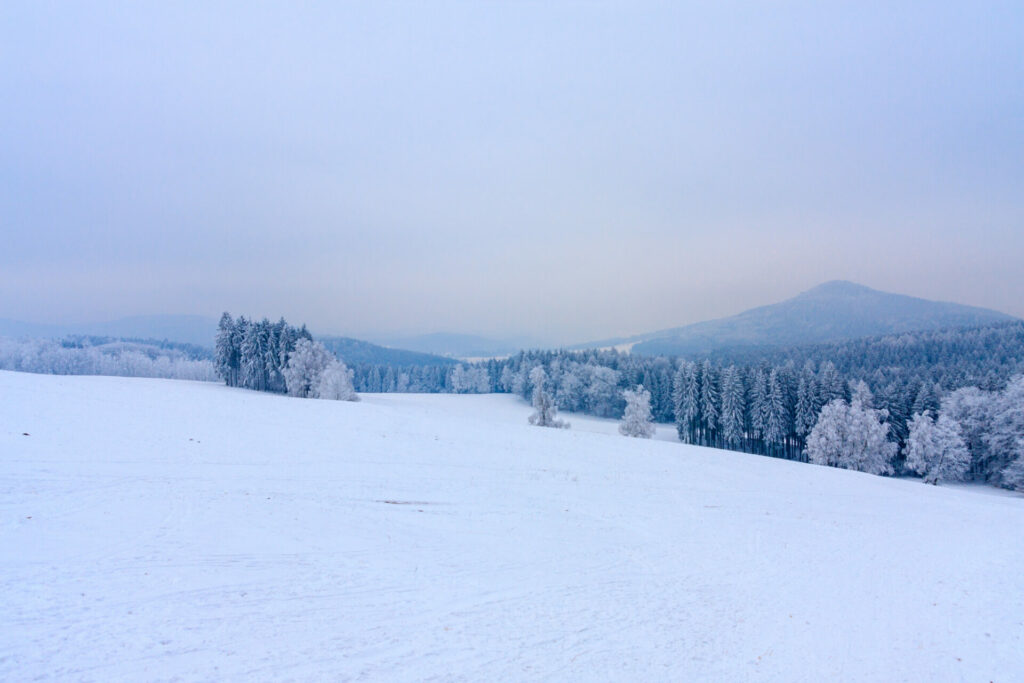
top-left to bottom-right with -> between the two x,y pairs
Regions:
317,336 -> 457,367
587,281 -> 1016,357
0,315 -> 220,348
368,333 -> 543,359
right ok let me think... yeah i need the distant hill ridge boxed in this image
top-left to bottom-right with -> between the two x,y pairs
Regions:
316,336 -> 457,367
0,315 -> 456,367
581,281 -> 1015,357
0,315 -> 220,348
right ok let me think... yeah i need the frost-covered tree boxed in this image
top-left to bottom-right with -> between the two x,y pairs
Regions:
794,372 -> 818,449
619,385 -> 655,438
719,365 -> 745,448
1003,456 -> 1024,491
584,365 -> 621,418
903,411 -> 970,484
806,398 -> 896,475
850,380 -> 873,408
747,368 -> 769,452
528,367 -> 568,428
912,381 -> 942,417
283,339 -> 335,398
214,312 -> 240,386
818,361 -> 845,405
674,361 -> 700,444
985,375 -> 1024,486
764,369 -> 788,457
699,360 -> 719,447
556,363 -> 585,412
315,359 -> 359,401
940,387 -> 995,479
450,364 -> 473,394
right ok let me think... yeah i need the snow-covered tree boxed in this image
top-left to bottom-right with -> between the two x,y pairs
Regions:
904,411 -> 971,484
985,375 -> 1024,486
764,369 -> 788,456
528,367 -> 568,428
619,385 -> 655,438
450,364 -> 472,393
1003,456 -> 1024,491
699,360 -> 719,446
912,381 -> 942,417
719,365 -> 745,448
674,361 -> 700,444
556,363 -> 585,412
794,371 -> 818,444
850,380 -> 873,408
940,387 -> 995,479
806,398 -> 896,475
315,359 -> 359,401
748,368 -> 768,450
214,312 -> 239,386
283,339 -> 335,398
818,361 -> 845,405
584,365 -> 621,418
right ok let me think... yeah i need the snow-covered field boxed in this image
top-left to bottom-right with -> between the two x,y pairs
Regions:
2,371 -> 1022,681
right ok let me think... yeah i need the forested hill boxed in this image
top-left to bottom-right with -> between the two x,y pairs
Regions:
688,320 -> 1024,390
585,281 -> 1015,356
317,336 -> 457,367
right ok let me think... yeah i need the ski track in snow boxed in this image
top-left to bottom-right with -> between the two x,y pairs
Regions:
1,370 -> 1022,681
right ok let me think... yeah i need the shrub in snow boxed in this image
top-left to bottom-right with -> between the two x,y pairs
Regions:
528,367 -> 569,429
315,360 -> 359,401
903,412 -> 971,485
619,385 -> 655,438
283,339 -> 335,398
806,398 -> 896,475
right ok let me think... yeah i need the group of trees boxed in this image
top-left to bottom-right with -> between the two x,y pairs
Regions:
804,384 -> 898,475
341,320 -> 1024,490
8,311 -> 1019,490
214,314 -> 357,401
0,336 -> 217,381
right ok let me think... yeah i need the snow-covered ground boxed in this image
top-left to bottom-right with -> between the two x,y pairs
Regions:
2,371 -> 1022,681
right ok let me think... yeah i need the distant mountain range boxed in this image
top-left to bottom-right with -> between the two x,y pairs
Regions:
0,315 -> 220,348
576,281 -> 1017,357
4,281 -> 1014,364
367,333 -> 544,359
0,315 -> 458,367
317,336 -> 457,367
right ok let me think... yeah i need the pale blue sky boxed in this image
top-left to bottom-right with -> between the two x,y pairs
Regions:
2,1 -> 1022,343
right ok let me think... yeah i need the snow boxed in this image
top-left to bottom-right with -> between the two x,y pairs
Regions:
2,370 -> 1022,681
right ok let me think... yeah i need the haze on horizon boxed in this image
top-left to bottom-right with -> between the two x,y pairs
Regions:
2,2 -> 1022,346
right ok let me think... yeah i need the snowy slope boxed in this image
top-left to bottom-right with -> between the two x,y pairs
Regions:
1,371 -> 1022,681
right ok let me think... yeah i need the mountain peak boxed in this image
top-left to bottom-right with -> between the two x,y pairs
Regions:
597,281 -> 1015,357
798,280 -> 876,297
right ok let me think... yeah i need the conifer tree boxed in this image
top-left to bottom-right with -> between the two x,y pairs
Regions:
719,365 -> 745,448
764,369 -> 788,457
700,360 -> 719,447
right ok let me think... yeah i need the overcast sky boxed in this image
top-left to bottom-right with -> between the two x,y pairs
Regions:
2,2 -> 1022,344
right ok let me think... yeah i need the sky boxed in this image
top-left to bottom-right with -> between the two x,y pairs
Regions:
2,1 -> 1022,345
